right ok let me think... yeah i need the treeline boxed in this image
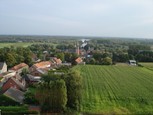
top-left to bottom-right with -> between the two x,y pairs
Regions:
0,47 -> 33,67
86,43 -> 153,64
35,69 -> 82,113
29,44 -> 79,64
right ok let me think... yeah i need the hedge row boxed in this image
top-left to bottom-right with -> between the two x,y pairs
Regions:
1,111 -> 38,115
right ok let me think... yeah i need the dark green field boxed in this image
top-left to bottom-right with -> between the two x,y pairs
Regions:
75,65 -> 153,114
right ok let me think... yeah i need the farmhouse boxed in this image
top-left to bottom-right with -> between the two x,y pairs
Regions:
30,61 -> 52,76
129,60 -> 137,66
10,63 -> 29,74
0,62 -> 7,74
2,77 -> 26,92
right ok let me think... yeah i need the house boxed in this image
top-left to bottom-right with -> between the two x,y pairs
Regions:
10,63 -> 29,74
3,87 -> 24,104
25,74 -> 41,84
0,71 -> 16,80
2,77 -> 26,92
52,57 -> 62,65
0,62 -> 7,74
129,60 -> 137,66
30,68 -> 49,76
30,61 -> 52,75
32,61 -> 51,69
75,57 -> 85,65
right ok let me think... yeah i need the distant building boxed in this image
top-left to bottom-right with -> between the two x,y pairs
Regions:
129,60 -> 137,66
0,62 -> 7,74
75,57 -> 85,65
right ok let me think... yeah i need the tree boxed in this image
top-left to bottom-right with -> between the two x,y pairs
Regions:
56,53 -> 65,62
24,92 -> 39,105
64,70 -> 82,111
35,77 -> 67,112
89,58 -> 96,64
6,53 -> 16,67
102,57 -> 112,65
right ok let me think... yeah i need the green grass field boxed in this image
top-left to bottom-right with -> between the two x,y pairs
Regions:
0,42 -> 33,48
0,42 -> 57,48
139,62 -> 153,68
75,65 -> 153,114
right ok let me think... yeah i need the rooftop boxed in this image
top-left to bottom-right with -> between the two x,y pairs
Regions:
3,87 -> 24,103
33,61 -> 51,69
11,63 -> 28,71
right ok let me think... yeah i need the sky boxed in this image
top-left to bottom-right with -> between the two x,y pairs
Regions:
0,0 -> 153,38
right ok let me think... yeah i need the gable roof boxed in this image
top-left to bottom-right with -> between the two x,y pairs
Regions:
3,77 -> 25,90
33,61 -> 51,69
3,87 -> 24,103
53,58 -> 62,64
26,74 -> 41,82
11,63 -> 28,71
75,57 -> 83,63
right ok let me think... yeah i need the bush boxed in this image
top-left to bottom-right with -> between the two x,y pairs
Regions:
1,111 -> 38,115
0,95 -> 20,106
0,106 -> 38,115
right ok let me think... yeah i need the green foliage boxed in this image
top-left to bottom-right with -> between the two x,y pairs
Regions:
21,68 -> 29,76
35,79 -> 67,112
24,91 -> 39,105
75,65 -> 153,114
5,53 -> 16,67
65,70 -> 82,111
0,95 -> 20,106
56,52 -> 65,61
0,46 -> 33,67
102,57 -> 112,65
0,106 -> 38,115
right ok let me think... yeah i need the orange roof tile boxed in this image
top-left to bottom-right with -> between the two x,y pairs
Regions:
11,63 -> 28,71
33,61 -> 51,68
75,57 -> 83,63
53,58 -> 62,64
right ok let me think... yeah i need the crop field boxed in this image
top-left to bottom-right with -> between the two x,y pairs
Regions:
75,65 -> 153,114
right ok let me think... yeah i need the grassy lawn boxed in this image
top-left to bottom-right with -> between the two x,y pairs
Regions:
75,65 -> 153,114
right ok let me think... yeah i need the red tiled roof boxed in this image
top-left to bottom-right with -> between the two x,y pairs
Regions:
53,58 -> 62,64
33,61 -> 51,68
11,63 -> 28,71
75,57 -> 83,63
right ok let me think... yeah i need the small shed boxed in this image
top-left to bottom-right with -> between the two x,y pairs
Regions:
129,60 -> 137,66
